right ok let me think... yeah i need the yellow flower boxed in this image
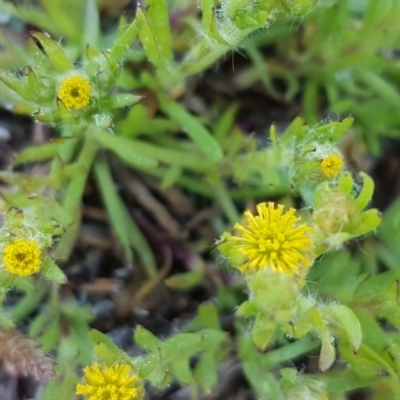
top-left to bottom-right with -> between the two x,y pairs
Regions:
320,154 -> 343,178
227,202 -> 314,275
76,363 -> 145,400
3,239 -> 42,277
58,75 -> 91,110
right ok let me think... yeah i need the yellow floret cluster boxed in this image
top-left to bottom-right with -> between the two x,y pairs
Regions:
76,363 -> 144,400
320,154 -> 343,178
58,75 -> 91,110
226,202 -> 314,276
3,239 -> 42,277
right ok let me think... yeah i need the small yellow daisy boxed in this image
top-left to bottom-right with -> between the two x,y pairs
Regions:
58,75 -> 91,110
76,363 -> 145,400
3,239 -> 42,277
227,202 -> 314,275
320,154 -> 343,178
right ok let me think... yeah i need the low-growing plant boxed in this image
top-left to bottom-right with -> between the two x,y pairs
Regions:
0,0 -> 398,399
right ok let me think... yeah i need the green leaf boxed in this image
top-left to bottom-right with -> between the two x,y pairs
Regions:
136,329 -> 225,388
322,303 -> 362,353
165,267 -> 204,290
321,370 -> 383,393
25,66 -> 40,99
40,256 -> 67,284
30,311 -> 56,338
252,313 -> 275,351
198,302 -> 221,330
194,350 -> 218,392
109,17 -> 137,62
30,32 -> 73,73
355,172 -> 375,211
1,192 -> 45,209
38,0 -> 82,41
107,93 -> 143,109
14,141 -> 66,165
171,354 -> 193,384
236,300 -> 258,316
10,281 -> 48,322
56,98 -> 74,123
83,0 -> 100,47
94,160 -> 156,277
89,329 -> 122,355
94,131 -> 158,169
146,0 -> 173,62
135,6 -> 165,71
201,0 -> 230,45
356,69 -> 400,110
319,330 -> 336,372
159,97 -> 223,161
0,70 -> 27,99
40,318 -> 61,352
134,325 -> 161,352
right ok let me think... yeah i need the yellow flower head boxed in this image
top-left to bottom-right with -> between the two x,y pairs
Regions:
58,75 -> 91,110
320,154 -> 343,178
227,202 -> 314,275
3,239 -> 42,277
76,363 -> 144,400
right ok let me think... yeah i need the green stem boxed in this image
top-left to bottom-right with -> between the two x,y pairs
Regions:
10,282 -> 48,322
62,129 -> 99,216
54,128 -> 99,261
215,183 -> 240,225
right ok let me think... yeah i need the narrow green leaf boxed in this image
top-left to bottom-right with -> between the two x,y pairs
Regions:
201,0 -> 230,45
146,0 -> 173,62
134,325 -> 161,352
356,69 -> 400,110
10,283 -> 48,322
0,70 -> 26,98
321,371 -> 383,393
214,104 -> 239,142
56,98 -> 74,123
109,17 -> 137,62
323,303 -> 362,353
351,209 -> 381,236
94,160 -> 157,277
355,172 -> 374,211
107,93 -> 143,109
41,256 -> 67,284
83,0 -> 100,47
48,156 -> 64,188
89,329 -> 122,354
39,0 -> 81,40
14,142 -> 66,165
159,98 -> 223,161
194,350 -> 218,392
95,131 -> 158,169
25,66 -> 40,99
30,311 -> 54,338
40,318 -> 61,352
1,192 -> 44,208
319,330 -> 336,372
338,172 -> 354,194
252,314 -> 275,351
30,32 -> 73,73
136,6 -> 164,70
198,302 -> 221,330
171,355 -> 193,384
161,165 -> 182,188
165,268 -> 204,290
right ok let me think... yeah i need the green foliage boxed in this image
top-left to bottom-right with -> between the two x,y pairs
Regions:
0,0 -> 397,399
